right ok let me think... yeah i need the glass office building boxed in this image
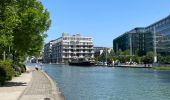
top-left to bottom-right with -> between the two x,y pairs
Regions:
113,15 -> 170,55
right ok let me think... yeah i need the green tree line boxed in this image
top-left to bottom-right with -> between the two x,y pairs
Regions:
0,0 -> 51,85
95,49 -> 170,64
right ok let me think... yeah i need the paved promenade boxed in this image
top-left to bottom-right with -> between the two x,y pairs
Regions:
0,70 -> 32,100
19,70 -> 64,100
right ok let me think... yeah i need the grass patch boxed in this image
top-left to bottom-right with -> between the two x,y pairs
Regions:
152,66 -> 170,70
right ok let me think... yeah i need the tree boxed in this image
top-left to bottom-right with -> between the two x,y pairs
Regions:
0,0 -> 51,62
131,55 -> 139,63
98,50 -> 106,62
141,51 -> 153,64
0,0 -> 19,60
116,49 -> 122,56
13,0 -> 51,58
122,49 -> 130,55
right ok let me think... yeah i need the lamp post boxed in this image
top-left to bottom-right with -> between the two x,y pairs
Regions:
105,48 -> 107,66
129,33 -> 132,56
153,27 -> 157,63
129,33 -> 132,63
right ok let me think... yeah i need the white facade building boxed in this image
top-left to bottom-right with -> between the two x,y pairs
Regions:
44,33 -> 94,63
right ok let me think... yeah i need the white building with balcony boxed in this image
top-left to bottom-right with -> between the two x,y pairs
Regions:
44,33 -> 94,63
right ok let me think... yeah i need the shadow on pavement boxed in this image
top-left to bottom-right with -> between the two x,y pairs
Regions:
1,82 -> 27,87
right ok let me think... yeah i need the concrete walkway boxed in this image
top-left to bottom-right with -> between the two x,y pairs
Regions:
19,70 -> 64,100
0,69 -> 32,100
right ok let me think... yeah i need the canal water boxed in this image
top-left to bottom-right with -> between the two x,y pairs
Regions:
28,63 -> 170,100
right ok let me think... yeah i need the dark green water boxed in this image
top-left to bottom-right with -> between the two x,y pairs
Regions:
28,63 -> 170,100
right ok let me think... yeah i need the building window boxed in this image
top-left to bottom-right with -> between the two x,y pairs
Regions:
166,19 -> 169,23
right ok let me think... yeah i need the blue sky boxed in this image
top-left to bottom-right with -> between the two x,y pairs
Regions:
41,0 -> 170,47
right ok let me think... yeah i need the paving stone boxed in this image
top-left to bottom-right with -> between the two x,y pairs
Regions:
19,70 -> 56,100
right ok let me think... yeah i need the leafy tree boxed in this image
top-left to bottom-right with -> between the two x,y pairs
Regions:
13,0 -> 50,58
141,51 -> 153,64
96,49 -> 115,63
159,56 -> 170,64
131,55 -> 139,63
122,49 -> 130,55
98,50 -> 106,62
118,56 -> 125,63
116,49 -> 122,56
137,49 -> 146,57
0,0 -> 51,62
0,0 -> 19,60
0,0 -> 50,83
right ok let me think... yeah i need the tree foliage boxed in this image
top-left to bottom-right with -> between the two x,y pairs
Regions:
141,51 -> 153,64
0,0 -> 51,61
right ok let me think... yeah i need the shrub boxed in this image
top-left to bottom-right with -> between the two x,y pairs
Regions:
14,71 -> 21,77
0,66 -> 7,85
18,63 -> 26,73
22,64 -> 26,72
12,64 -> 21,76
12,63 -> 26,75
0,60 -> 14,85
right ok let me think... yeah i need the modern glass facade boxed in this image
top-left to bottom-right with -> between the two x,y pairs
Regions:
113,28 -> 148,55
113,15 -> 170,55
146,15 -> 170,55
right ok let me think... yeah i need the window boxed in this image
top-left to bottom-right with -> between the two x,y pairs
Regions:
156,24 -> 158,27
63,37 -> 66,40
166,19 -> 169,23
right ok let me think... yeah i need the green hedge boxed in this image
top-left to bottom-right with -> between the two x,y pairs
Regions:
12,63 -> 26,76
0,60 -> 27,86
18,63 -> 26,73
0,61 -> 14,85
0,66 -> 7,85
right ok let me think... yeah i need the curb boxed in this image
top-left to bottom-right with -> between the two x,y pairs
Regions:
41,70 -> 65,100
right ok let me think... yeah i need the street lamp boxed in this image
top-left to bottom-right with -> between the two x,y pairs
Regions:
153,27 -> 157,63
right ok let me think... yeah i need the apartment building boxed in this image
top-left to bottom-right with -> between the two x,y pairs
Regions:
43,40 -> 56,63
44,33 -> 94,63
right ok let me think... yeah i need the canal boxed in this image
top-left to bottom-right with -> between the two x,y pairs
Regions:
28,64 -> 170,100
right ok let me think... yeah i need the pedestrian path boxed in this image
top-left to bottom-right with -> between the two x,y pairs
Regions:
19,70 -> 64,100
0,69 -> 32,100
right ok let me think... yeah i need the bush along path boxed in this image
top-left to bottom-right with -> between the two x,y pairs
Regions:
0,60 -> 26,86
0,67 -> 32,100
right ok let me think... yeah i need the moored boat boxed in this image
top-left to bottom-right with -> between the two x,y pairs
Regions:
69,57 -> 94,66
